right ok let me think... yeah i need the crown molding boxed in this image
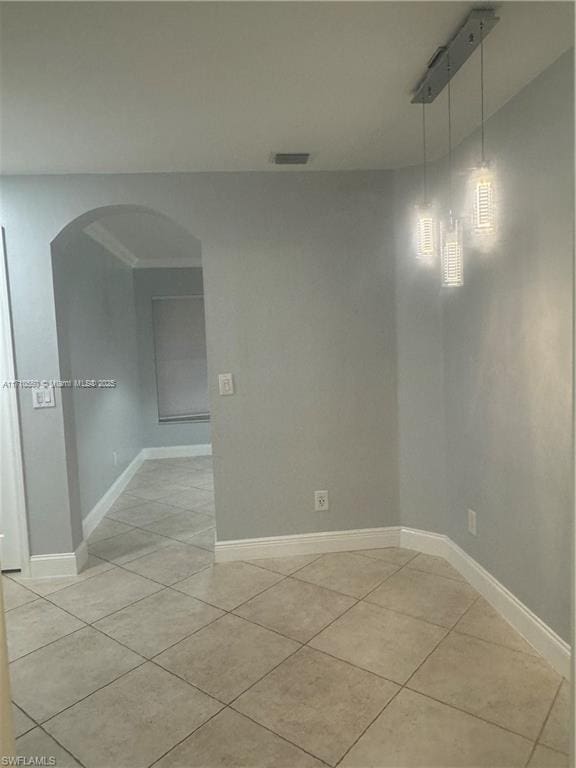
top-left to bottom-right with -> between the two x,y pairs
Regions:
83,221 -> 139,267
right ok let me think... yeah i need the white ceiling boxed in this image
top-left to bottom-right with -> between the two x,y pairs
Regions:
84,210 -> 202,267
0,2 -> 573,174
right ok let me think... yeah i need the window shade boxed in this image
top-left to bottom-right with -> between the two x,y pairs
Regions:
152,296 -> 209,421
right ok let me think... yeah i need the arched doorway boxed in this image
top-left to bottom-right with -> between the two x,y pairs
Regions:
49,205 -> 215,576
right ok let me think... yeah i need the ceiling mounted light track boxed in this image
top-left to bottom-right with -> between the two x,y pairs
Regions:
411,9 -> 499,104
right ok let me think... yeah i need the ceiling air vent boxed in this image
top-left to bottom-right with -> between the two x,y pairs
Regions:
272,152 -> 311,166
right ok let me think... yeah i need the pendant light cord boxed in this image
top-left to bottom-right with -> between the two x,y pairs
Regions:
480,20 -> 485,165
447,54 -> 453,222
422,103 -> 428,203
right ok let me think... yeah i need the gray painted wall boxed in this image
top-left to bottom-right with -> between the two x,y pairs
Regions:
52,233 -> 142,521
441,51 -> 573,642
134,267 -> 210,448
394,164 -> 449,536
2,171 -> 399,554
395,50 -> 573,641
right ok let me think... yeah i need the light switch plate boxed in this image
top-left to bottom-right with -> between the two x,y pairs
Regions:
218,373 -> 234,396
32,386 -> 56,409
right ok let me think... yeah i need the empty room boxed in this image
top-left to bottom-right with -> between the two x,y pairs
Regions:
0,2 -> 573,767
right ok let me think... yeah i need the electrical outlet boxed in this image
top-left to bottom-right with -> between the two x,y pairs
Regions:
113,451 -> 118,467
468,508 -> 477,536
315,491 -> 329,512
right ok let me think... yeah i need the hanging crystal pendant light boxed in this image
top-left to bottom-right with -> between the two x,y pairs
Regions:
441,58 -> 464,287
415,103 -> 436,264
472,20 -> 496,235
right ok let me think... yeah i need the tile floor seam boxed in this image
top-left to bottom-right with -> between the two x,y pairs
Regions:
299,644 -> 404,689
451,626 -> 545,661
224,705 -> 334,767
224,641 -> 306,709
147,657 -> 232,708
89,521 -> 215,556
35,561 -> 222,631
15,623 -> 235,731
290,556 -> 404,601
243,553 -> 324,577
85,585 -> 177,628
136,495 -> 212,513
361,577 -> 482,632
7,557 -> 119,599
328,594 -> 478,766
405,685 -> 542,745
145,706 -> 226,768
114,516 -> 214,538
105,497 -> 204,524
17,596 -> 151,671
400,592 -> 483,691
356,556 -> 419,602
4,597 -> 42,615
35,722 -> 90,768
11,700 -> 41,729
7,622 -> 88,665
37,658 -> 149,727
39,572 -> 166,621
333,685 -> 404,767
97,537 -> 214,574
14,721 -> 36,739
174,568 -> 293,613
357,596 -> 456,631
338,591 -> 559,751
94,550 -> 215,589
87,593 -> 227,657
142,606 -> 229,660
404,563 -> 467,583
523,677 -> 566,767
357,549 -> 420,566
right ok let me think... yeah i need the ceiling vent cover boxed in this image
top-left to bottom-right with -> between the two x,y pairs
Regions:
272,152 -> 311,165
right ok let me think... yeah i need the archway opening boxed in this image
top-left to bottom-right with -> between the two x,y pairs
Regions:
50,205 -> 215,567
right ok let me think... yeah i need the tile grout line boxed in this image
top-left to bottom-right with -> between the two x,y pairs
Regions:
334,588 -> 562,764
330,595 -> 475,767
522,678 -> 565,767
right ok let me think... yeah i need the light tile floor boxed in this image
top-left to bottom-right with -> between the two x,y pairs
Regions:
3,456 -> 570,767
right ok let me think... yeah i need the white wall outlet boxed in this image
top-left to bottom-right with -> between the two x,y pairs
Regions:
113,451 -> 119,467
315,490 -> 329,512
218,373 -> 234,396
468,508 -> 477,536
32,386 -> 56,409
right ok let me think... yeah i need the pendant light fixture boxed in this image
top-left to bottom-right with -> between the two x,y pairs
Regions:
441,58 -> 464,287
472,19 -> 496,234
415,103 -> 436,264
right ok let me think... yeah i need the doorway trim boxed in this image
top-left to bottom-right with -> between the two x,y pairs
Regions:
0,228 -> 30,575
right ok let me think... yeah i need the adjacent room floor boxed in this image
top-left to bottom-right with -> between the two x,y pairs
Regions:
2,457 -> 570,768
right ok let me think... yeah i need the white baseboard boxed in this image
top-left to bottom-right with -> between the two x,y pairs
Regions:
142,444 -> 212,459
82,444 -> 212,540
29,540 -> 88,579
215,527 -> 402,562
82,451 -> 146,539
399,527 -> 571,679
215,524 -> 570,678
